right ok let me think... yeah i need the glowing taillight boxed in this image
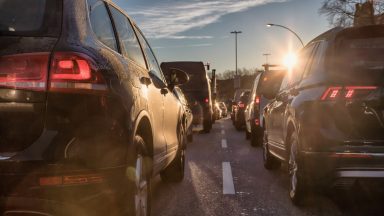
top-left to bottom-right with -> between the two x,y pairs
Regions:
255,96 -> 260,104
321,86 -> 377,101
49,52 -> 107,93
204,98 -> 209,103
0,52 -> 50,91
238,102 -> 245,108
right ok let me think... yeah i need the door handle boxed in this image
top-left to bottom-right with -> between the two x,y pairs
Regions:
140,77 -> 152,86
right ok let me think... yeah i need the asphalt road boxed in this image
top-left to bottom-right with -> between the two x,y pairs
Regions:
151,118 -> 384,216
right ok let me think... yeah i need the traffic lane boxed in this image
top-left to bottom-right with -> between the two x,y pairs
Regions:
151,119 -> 244,216
151,118 -> 384,216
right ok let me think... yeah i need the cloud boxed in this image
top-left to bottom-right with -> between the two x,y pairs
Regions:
125,0 -> 287,39
153,43 -> 213,49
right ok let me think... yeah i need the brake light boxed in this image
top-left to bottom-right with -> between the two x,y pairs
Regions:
39,173 -> 104,186
238,102 -> 245,108
49,52 -> 107,93
255,96 -> 260,104
204,98 -> 209,103
321,86 -> 377,100
0,52 -> 49,91
255,118 -> 260,126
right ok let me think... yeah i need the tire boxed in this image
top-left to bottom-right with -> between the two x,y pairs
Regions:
288,131 -> 307,205
187,131 -> 193,143
160,127 -> 186,182
126,135 -> 151,216
250,127 -> 263,147
245,130 -> 251,140
263,130 -> 281,170
203,119 -> 212,133
235,120 -> 242,131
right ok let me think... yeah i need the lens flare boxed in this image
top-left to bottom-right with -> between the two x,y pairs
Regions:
283,52 -> 297,70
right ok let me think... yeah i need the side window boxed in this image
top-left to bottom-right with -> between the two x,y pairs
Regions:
303,41 -> 327,78
88,0 -> 118,52
289,43 -> 317,86
135,27 -> 166,82
109,6 -> 146,68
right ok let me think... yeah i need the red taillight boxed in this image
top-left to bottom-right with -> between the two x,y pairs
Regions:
39,173 -> 104,186
204,98 -> 209,103
238,102 -> 245,108
0,52 -> 49,91
255,96 -> 260,104
255,118 -> 260,126
49,52 -> 107,93
321,86 -> 377,101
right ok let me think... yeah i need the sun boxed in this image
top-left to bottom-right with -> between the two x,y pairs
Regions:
283,52 -> 297,70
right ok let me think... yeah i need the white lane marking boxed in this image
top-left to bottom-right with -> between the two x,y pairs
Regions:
221,139 -> 227,148
221,129 -> 225,135
222,162 -> 235,194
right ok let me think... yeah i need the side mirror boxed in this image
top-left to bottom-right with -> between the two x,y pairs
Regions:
169,68 -> 189,87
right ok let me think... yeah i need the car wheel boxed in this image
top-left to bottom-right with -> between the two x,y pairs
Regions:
203,119 -> 212,133
160,127 -> 186,182
263,130 -> 281,170
288,131 -> 307,205
126,135 -> 151,216
251,127 -> 263,147
245,130 -> 251,140
235,120 -> 242,131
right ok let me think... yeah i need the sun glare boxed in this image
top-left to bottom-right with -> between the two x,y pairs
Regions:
283,52 -> 297,69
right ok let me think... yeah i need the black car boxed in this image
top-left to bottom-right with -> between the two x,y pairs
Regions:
244,70 -> 284,146
262,25 -> 384,205
231,89 -> 249,123
0,0 -> 188,214
161,61 -> 213,133
233,90 -> 250,130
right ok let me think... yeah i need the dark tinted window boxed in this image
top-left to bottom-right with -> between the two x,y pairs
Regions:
0,0 -> 61,36
109,6 -> 146,68
135,27 -> 165,82
161,62 -> 208,91
332,37 -> 384,85
88,0 -> 118,52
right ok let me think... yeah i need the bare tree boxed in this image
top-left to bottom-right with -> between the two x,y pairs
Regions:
319,0 -> 384,27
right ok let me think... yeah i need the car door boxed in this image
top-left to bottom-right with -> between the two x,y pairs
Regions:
108,6 -> 167,161
134,26 -> 180,160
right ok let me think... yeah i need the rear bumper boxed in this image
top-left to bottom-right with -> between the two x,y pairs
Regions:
301,151 -> 384,185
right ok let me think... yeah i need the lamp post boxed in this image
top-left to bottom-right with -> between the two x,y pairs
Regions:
266,23 -> 304,48
230,31 -> 242,76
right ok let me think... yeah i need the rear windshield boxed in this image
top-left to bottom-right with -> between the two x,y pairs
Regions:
0,0 -> 62,36
331,37 -> 384,85
161,62 -> 208,91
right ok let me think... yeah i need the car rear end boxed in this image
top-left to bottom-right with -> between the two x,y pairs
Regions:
234,91 -> 250,129
0,0 -> 127,214
300,25 -> 384,187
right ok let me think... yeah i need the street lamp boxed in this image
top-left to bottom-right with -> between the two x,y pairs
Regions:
266,23 -> 304,48
230,31 -> 242,76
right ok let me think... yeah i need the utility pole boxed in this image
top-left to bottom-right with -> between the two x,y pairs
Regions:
230,31 -> 242,76
263,53 -> 270,64
231,31 -> 242,89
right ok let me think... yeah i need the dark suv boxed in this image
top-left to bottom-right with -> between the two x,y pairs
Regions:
263,25 -> 384,204
244,70 -> 284,146
0,0 -> 188,214
161,61 -> 213,133
233,90 -> 250,130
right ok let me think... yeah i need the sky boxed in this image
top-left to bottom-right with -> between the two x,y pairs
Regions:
112,0 -> 331,74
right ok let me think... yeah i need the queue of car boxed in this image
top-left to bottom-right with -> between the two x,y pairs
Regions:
234,24 -> 384,205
